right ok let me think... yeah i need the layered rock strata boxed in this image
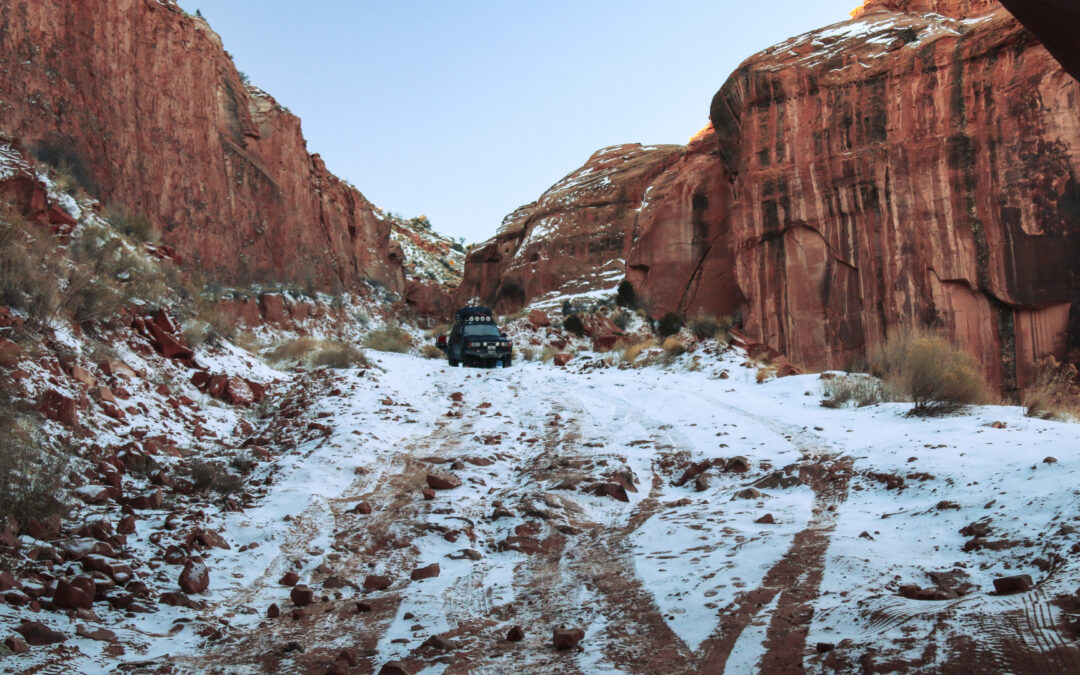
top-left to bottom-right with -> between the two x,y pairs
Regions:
0,0 -> 403,292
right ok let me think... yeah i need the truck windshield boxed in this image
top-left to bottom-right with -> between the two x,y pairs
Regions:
463,324 -> 501,338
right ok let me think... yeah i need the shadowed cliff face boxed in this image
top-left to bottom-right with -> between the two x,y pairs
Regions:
712,3 -> 1080,390
0,0 -> 404,292
997,0 -> 1080,83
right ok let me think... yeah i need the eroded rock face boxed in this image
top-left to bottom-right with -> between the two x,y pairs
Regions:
0,0 -> 403,293
711,3 -> 1080,390
458,144 -> 683,313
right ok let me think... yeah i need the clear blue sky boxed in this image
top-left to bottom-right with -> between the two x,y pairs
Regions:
179,1 -> 860,243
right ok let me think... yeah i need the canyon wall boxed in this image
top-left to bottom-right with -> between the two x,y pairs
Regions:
0,0 -> 403,292
712,1 -> 1080,390
460,0 -> 1080,390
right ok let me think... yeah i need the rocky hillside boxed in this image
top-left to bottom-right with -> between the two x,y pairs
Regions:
0,0 -> 403,293
459,0 -> 1080,392
389,214 -> 464,320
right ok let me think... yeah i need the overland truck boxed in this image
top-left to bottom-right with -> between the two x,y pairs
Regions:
436,307 -> 513,368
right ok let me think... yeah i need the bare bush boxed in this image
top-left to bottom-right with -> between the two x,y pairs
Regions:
311,342 -> 368,369
364,322 -> 412,353
0,394 -> 68,525
820,375 -> 886,408
1023,357 -> 1080,422
105,205 -> 159,243
871,327 -> 988,415
189,459 -> 243,495
0,210 -> 61,327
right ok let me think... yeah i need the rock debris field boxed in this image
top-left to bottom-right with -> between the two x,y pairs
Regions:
3,346 -> 1080,674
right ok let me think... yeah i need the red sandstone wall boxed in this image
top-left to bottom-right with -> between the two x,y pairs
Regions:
0,0 -> 403,292
711,4 -> 1080,390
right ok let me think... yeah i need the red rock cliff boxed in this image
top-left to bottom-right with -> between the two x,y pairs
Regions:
458,131 -> 745,319
458,143 -> 683,313
0,0 -> 403,292
711,2 -> 1080,390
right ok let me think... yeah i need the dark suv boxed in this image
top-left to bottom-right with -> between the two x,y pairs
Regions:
437,307 -> 513,367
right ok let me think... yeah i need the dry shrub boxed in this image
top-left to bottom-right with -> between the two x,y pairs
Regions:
266,337 -> 321,364
563,314 -> 586,337
756,364 -> 779,383
364,322 -> 412,353
688,312 -> 720,339
311,342 -> 368,369
426,324 -> 451,339
0,209 -> 61,327
105,205 -> 159,243
420,344 -> 444,359
540,345 -> 558,363
182,321 -> 210,349
189,459 -> 243,495
619,338 -> 656,365
820,375 -> 886,408
661,335 -> 686,356
659,335 -> 687,365
519,347 -> 537,362
0,393 -> 68,525
266,338 -> 367,369
1023,357 -> 1080,422
656,312 -> 683,338
871,327 -> 988,415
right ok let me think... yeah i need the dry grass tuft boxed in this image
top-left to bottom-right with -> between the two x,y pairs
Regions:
364,322 -> 413,353
820,374 -> 886,408
619,338 -> 656,365
311,342 -> 368,369
265,337 -> 368,369
1023,357 -> 1080,422
420,344 -> 444,360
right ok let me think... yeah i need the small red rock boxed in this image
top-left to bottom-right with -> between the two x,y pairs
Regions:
506,625 -> 525,641
53,579 -> 94,610
422,488 -> 436,500
426,473 -> 462,490
117,515 -> 136,535
15,621 -> 66,645
411,563 -> 440,581
552,627 -> 585,650
993,574 -> 1034,595
553,353 -> 573,367
279,571 -> 300,587
267,603 -> 280,618
290,584 -> 314,607
364,575 -> 392,591
755,513 -> 776,524
179,556 -> 209,594
5,635 -> 29,653
353,501 -> 372,514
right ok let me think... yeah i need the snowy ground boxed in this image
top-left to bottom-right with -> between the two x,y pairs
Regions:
4,345 -> 1080,673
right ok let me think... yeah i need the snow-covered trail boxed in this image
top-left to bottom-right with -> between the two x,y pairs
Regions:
162,351 -> 1080,674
